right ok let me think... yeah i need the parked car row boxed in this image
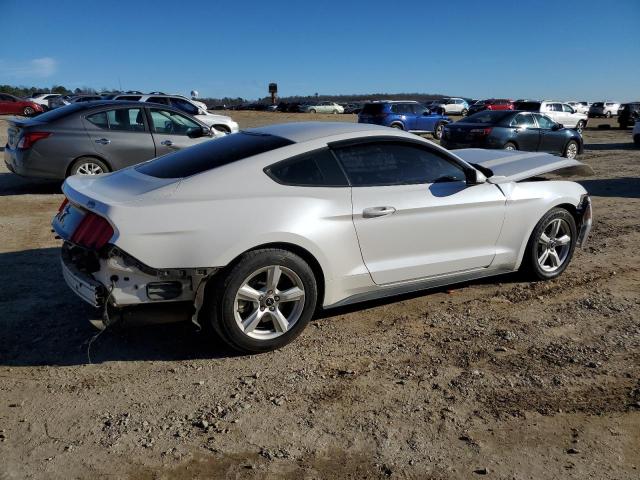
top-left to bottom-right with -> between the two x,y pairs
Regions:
4,101 -> 224,180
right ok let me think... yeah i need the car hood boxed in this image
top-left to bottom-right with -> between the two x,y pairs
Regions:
453,149 -> 593,183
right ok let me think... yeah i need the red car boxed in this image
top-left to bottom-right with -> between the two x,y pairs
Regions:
468,98 -> 514,115
0,93 -> 44,116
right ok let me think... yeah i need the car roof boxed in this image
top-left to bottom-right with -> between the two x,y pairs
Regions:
247,121 -> 401,143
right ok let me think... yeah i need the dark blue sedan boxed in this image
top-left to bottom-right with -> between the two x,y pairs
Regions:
440,111 -> 583,158
358,101 -> 451,139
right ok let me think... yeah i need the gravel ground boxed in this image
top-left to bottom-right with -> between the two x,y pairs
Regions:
0,113 -> 638,479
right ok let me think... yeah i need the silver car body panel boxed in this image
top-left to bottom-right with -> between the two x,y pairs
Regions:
58,122 -> 591,309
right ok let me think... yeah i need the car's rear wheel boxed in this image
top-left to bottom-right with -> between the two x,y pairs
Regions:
605,111 -> 612,118
576,120 -> 586,133
503,142 -> 517,151
433,122 -> 445,140
564,140 -> 579,159
461,109 -> 468,117
70,157 -> 110,176
23,106 -> 35,116
332,109 -> 338,114
390,123 -> 404,130
521,208 -> 577,280
309,109 -> 316,114
205,248 -> 318,353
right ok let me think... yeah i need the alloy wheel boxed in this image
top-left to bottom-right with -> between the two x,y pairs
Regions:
537,218 -> 571,273
565,142 -> 578,159
233,265 -> 306,340
76,162 -> 105,175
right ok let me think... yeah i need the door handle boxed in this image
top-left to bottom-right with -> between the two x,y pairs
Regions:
94,138 -> 110,145
161,140 -> 174,146
363,206 -> 396,218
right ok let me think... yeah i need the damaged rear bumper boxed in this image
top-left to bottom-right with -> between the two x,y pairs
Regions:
60,242 -> 217,329
576,194 -> 593,248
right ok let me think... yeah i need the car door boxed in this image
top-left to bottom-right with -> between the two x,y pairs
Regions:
561,104 -> 577,127
413,104 -> 437,132
510,113 -> 540,150
83,106 -> 156,170
533,114 -> 567,154
148,107 -> 209,156
332,141 -> 506,284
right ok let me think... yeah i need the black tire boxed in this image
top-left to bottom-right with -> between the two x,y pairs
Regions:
503,142 -> 517,151
576,120 -> 586,133
634,135 -> 640,147
69,157 -> 110,176
563,140 -> 579,159
521,208 -> 577,281
390,123 -> 404,130
23,106 -> 34,116
618,122 -> 628,129
461,109 -> 468,117
605,111 -> 612,118
309,109 -> 316,114
204,248 -> 318,353
433,122 -> 445,140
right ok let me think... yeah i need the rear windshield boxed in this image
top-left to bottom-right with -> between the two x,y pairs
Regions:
136,132 -> 294,179
591,102 -> 604,107
361,103 -> 385,115
459,111 -> 512,124
513,101 -> 541,111
29,103 -> 86,122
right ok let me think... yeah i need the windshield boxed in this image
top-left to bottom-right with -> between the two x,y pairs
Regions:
29,103 -> 87,122
514,101 -> 541,111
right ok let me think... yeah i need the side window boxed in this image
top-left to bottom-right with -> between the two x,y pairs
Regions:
411,104 -> 426,115
511,113 -> 536,128
149,109 -> 200,135
148,96 -> 171,105
534,114 -> 556,129
170,98 -> 199,115
266,149 -> 348,187
87,111 -> 108,129
333,142 -> 466,186
106,108 -> 145,132
562,104 -> 573,113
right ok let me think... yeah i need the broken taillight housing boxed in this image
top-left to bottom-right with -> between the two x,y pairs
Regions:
71,212 -> 114,250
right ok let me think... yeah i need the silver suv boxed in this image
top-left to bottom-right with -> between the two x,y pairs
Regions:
114,93 -> 239,133
588,101 -> 620,118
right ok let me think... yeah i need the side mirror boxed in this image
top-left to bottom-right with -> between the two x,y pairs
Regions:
188,126 -> 210,138
466,169 -> 487,185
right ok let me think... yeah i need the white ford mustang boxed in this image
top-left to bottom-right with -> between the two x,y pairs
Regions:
53,122 -> 593,353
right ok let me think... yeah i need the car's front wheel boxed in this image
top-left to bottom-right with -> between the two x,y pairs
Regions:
461,109 -> 468,116
433,122 -> 445,140
309,109 -> 316,114
521,208 -> 577,280
564,140 -> 579,159
576,120 -> 586,133
205,248 -> 318,353
503,142 -> 517,151
23,106 -> 35,116
605,111 -> 612,118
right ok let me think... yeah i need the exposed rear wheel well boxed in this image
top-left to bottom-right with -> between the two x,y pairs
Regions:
210,242 -> 325,310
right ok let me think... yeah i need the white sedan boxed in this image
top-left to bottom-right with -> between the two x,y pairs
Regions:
300,102 -> 344,114
53,122 -> 593,353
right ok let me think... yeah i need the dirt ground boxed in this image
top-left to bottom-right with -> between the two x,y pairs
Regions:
0,112 -> 638,479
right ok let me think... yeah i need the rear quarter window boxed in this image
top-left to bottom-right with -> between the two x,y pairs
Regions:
361,103 -> 385,115
265,149 -> 348,187
136,132 -> 294,179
